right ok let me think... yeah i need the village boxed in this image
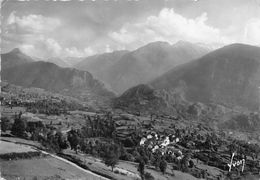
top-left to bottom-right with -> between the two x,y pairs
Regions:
1,83 -> 260,180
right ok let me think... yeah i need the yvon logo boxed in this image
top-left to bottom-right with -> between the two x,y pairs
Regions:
227,152 -> 245,172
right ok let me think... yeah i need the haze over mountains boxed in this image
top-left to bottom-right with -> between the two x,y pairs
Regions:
74,41 -> 211,94
1,49 -> 115,108
2,42 -> 260,113
116,44 -> 260,112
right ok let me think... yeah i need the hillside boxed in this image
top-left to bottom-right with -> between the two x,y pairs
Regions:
46,57 -> 71,67
1,48 -> 34,69
75,50 -> 129,91
75,41 -> 210,94
2,61 -> 115,108
42,57 -> 84,68
63,56 -> 85,67
151,43 -> 260,110
115,44 -> 260,113
74,50 -> 129,74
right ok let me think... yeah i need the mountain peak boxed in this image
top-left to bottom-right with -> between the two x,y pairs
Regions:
2,48 -> 34,69
10,48 -> 22,54
223,43 -> 256,48
141,41 -> 171,49
209,43 -> 260,61
174,40 -> 193,47
149,43 -> 260,111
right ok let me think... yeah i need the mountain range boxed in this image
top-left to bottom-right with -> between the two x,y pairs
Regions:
74,41 -> 211,94
115,44 -> 260,113
3,42 -> 259,114
1,49 -> 115,108
1,48 -> 34,69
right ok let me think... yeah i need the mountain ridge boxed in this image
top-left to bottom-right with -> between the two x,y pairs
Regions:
1,48 -> 35,69
74,41 -> 211,94
1,51 -> 115,108
115,43 -> 260,113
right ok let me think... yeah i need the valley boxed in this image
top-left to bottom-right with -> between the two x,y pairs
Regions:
1,43 -> 260,180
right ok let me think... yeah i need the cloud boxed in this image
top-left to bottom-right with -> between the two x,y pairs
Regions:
244,18 -> 260,45
6,11 -> 61,34
19,37 -> 95,58
4,12 -> 95,58
109,8 -> 229,49
105,44 -> 112,53
65,47 -> 96,57
19,37 -> 61,58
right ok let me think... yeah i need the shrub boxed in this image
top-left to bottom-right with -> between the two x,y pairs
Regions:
1,116 -> 11,132
159,159 -> 167,174
114,169 -> 119,174
144,172 -> 155,180
120,152 -> 135,161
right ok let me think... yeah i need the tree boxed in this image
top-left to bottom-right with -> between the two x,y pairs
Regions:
56,131 -> 69,150
159,158 -> 167,174
11,114 -> 27,138
67,129 -> 80,153
151,152 -> 162,170
180,153 -> 190,172
102,143 -> 120,172
138,159 -> 145,180
1,117 -> 11,132
228,141 -> 238,159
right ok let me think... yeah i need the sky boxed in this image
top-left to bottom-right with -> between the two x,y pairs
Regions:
1,0 -> 260,58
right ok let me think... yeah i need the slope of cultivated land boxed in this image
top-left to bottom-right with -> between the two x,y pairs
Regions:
0,157 -> 108,180
0,137 -> 43,150
0,106 -> 26,118
0,141 -> 37,154
0,140 -> 109,180
62,150 -> 200,180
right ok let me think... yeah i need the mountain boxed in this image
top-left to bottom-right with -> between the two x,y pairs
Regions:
32,56 -> 84,68
75,41 -> 210,94
46,57 -> 70,68
2,61 -> 115,108
62,57 -> 85,67
115,44 -> 260,112
1,48 -> 34,69
74,50 -> 129,90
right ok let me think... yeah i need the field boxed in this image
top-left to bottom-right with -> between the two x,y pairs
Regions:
0,106 -> 26,118
62,150 -> 200,180
1,156 -> 108,180
0,137 -> 43,150
0,141 -> 36,154
0,140 -> 109,180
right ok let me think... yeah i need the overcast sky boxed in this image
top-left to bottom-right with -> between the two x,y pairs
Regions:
1,0 -> 260,58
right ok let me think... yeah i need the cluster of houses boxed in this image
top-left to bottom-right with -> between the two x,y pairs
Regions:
140,131 -> 184,159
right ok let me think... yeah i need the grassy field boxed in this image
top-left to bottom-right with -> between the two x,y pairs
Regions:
0,106 -> 26,117
0,137 -> 43,150
0,141 -> 36,154
63,150 -> 200,180
0,140 -> 109,180
0,156 -> 108,180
